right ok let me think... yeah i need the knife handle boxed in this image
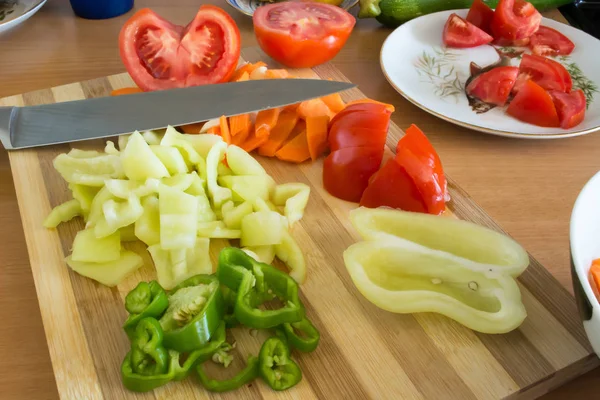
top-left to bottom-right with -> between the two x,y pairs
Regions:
0,106 -> 15,150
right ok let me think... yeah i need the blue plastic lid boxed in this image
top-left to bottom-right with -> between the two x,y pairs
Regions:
69,0 -> 134,20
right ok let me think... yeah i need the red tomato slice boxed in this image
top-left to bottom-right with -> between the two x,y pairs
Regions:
529,26 -> 575,57
549,89 -> 586,129
329,105 -> 391,152
119,6 -> 241,91
443,13 -> 493,48
395,125 -> 448,215
360,158 -> 428,212
513,54 -> 572,94
490,0 -> 542,41
466,0 -> 495,34
466,66 -> 519,106
506,80 -> 560,127
329,103 -> 390,128
253,2 -> 355,68
323,147 -> 384,203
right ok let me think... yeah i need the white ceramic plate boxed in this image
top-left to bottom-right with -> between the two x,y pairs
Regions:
380,9 -> 600,139
570,170 -> 600,356
0,0 -> 46,34
226,0 -> 358,17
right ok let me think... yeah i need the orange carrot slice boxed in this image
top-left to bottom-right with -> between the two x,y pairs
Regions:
207,125 -> 221,136
275,130 -> 310,163
241,129 -> 269,153
265,69 -> 290,79
346,98 -> 395,112
219,115 -> 232,144
230,62 -> 268,81
258,111 -> 300,157
321,93 -> 346,113
179,122 -> 206,134
110,87 -> 143,96
255,108 -> 281,138
589,259 -> 600,300
297,98 -> 334,119
306,115 -> 330,160
229,114 -> 251,137
231,122 -> 252,147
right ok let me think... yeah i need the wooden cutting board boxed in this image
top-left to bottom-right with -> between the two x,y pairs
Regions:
1,47 -> 598,400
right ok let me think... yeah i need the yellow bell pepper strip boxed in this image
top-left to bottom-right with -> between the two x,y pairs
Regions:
343,237 -> 528,334
196,354 -> 259,392
349,207 -> 530,277
43,199 -> 82,228
282,317 -> 320,353
123,281 -> 169,339
216,247 -> 305,329
158,275 -> 225,353
258,337 -> 302,391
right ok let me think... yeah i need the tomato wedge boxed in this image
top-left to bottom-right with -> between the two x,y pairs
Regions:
329,103 -> 391,151
323,147 -> 384,202
466,66 -> 519,106
549,89 -> 586,129
395,125 -> 448,215
506,80 -> 560,127
529,26 -> 575,57
513,54 -> 572,93
359,158 -> 428,213
119,6 -> 241,91
443,13 -> 493,48
490,0 -> 542,41
466,0 -> 495,35
253,2 -> 355,68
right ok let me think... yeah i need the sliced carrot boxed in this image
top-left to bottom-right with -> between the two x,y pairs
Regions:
258,111 -> 300,157
207,125 -> 221,136
231,122 -> 252,146
179,122 -> 206,134
219,115 -> 232,144
321,93 -> 346,113
230,62 -> 268,82
275,129 -> 311,163
306,115 -> 330,160
229,114 -> 251,137
297,98 -> 334,120
110,87 -> 143,96
265,69 -> 290,79
589,259 -> 600,300
235,71 -> 250,82
241,129 -> 269,152
346,98 -> 395,113
255,108 -> 281,138
283,103 -> 300,113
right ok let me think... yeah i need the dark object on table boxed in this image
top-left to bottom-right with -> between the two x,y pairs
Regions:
69,0 -> 133,19
560,0 -> 600,39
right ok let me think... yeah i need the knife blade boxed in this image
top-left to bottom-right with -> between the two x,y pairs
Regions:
0,78 -> 355,150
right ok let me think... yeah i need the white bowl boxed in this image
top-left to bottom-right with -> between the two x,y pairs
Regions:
570,170 -> 600,355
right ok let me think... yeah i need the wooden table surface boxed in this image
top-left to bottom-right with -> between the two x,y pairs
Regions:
1,0 -> 599,398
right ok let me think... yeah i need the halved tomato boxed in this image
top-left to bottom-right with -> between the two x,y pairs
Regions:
513,53 -> 572,93
329,103 -> 391,151
529,26 -> 575,57
443,13 -> 493,48
466,0 -> 495,35
466,66 -> 519,106
490,0 -> 542,41
119,6 -> 241,91
253,2 -> 355,68
549,89 -> 586,129
506,80 -> 560,127
323,147 -> 384,202
359,158 -> 428,213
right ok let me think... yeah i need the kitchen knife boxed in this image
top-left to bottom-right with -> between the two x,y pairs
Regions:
0,78 -> 355,150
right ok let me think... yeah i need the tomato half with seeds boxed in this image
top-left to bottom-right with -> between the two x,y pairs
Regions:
513,54 -> 572,93
119,6 -> 241,91
529,26 -> 575,57
253,2 -> 355,68
507,80 -> 560,127
466,0 -> 495,35
443,13 -> 493,48
466,66 -> 519,106
490,0 -> 542,41
549,89 -> 586,129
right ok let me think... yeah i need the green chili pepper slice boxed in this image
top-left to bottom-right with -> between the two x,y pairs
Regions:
258,337 -> 302,391
121,349 -> 178,392
196,355 -> 259,392
130,317 -> 169,376
172,322 -> 227,381
221,285 -> 240,328
123,281 -> 169,339
282,317 -> 320,353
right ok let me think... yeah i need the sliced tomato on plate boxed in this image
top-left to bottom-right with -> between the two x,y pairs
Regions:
252,2 -> 355,68
119,6 -> 241,91
323,147 -> 384,202
328,103 -> 391,151
466,0 -> 495,35
506,80 -> 560,127
549,89 -> 586,129
490,0 -> 541,41
443,13 -> 493,48
359,158 -> 428,213
529,26 -> 575,57
466,66 -> 519,106
513,53 -> 572,93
